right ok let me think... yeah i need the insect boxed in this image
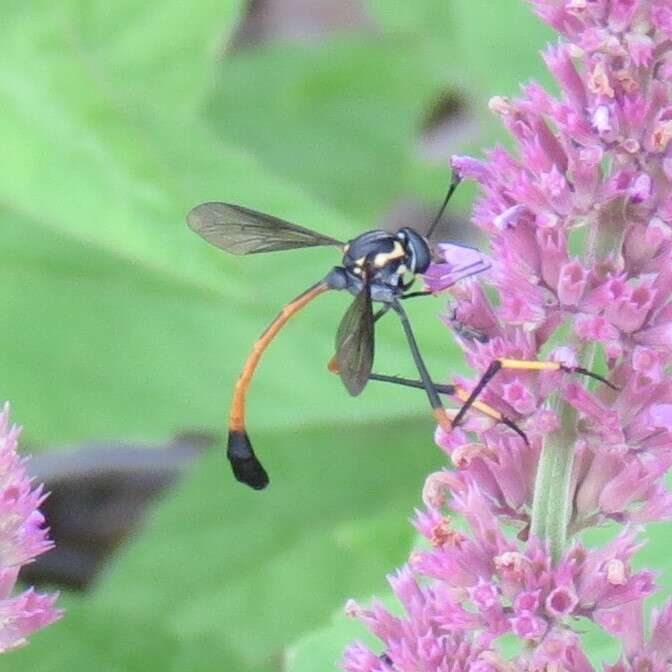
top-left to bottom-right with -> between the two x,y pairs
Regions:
187,176 -> 615,490
188,176 -> 487,488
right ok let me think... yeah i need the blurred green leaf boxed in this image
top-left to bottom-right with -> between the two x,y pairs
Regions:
56,0 -> 241,118
367,0 -> 454,36
449,1 -> 557,101
204,2 -> 553,226
4,418 -> 444,671
0,1 -> 554,443
1,2 -> 467,444
285,605 -> 379,672
206,37 -> 446,221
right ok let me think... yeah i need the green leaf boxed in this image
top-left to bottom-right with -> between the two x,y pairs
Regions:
285,605 -> 379,672
1,2 -> 463,443
5,417 -> 444,671
449,0 -> 557,100
204,2 -> 553,227
0,1 -> 554,443
206,37 -> 440,222
55,0 -> 242,119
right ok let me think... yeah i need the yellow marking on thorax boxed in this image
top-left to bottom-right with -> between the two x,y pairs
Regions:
373,241 -> 405,268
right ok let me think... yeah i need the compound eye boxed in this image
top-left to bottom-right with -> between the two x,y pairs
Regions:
397,227 -> 431,274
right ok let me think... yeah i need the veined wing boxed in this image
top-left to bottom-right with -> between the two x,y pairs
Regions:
335,286 -> 374,397
187,202 -> 343,255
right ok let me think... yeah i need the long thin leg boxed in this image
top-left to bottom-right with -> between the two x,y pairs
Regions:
401,290 -> 433,300
391,299 -> 452,431
375,292 -> 432,327
452,358 -> 618,428
367,372 -> 528,443
373,304 -> 391,323
228,279 -> 331,489
368,372 -> 456,396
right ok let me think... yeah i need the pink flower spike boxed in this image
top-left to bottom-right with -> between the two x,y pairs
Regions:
605,283 -> 656,334
468,579 -> 501,611
342,643 -> 388,672
653,5 -> 672,35
514,590 -> 541,613
564,382 -> 624,447
592,105 -> 614,135
451,155 -> 490,183
598,459 -> 655,514
532,631 -> 594,672
343,5 -> 672,669
0,404 -> 61,652
625,32 -> 653,67
0,590 -> 61,653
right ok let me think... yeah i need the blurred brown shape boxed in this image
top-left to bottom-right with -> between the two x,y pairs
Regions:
20,434 -> 213,591
418,89 -> 480,162
228,0 -> 378,53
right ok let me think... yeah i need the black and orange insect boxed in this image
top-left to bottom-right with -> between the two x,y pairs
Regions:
188,178 -> 486,488
187,176 -> 614,489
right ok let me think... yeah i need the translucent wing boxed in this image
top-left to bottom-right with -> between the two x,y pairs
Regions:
335,286 -> 374,396
187,202 -> 343,255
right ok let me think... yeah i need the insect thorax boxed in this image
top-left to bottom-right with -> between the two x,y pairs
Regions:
337,228 -> 431,299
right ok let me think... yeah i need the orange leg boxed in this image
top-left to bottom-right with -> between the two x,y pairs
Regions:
335,370 -> 528,442
452,358 -> 617,427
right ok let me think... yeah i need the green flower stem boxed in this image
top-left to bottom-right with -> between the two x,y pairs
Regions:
530,400 -> 578,562
530,341 -> 595,561
530,213 -> 612,558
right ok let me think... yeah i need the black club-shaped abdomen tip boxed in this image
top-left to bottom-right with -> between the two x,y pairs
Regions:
227,430 -> 269,490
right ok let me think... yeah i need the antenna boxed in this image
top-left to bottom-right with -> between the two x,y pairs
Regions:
426,171 -> 462,240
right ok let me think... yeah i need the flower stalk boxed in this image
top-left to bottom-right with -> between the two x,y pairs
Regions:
530,396 -> 577,560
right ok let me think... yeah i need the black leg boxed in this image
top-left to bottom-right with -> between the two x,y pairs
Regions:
368,372 -> 456,396
452,358 -> 618,428
368,369 -> 528,443
565,366 -> 618,390
373,291 -> 432,324
373,304 -> 390,323
452,361 -> 502,426
391,299 -> 447,422
401,290 -> 433,300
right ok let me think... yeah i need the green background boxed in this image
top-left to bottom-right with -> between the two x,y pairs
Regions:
2,2 -> 670,670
